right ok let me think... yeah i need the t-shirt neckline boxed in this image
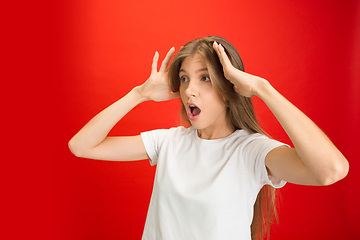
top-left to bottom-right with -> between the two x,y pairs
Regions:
193,127 -> 247,143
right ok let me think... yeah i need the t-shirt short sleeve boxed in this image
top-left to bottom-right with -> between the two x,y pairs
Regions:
140,129 -> 169,166
243,135 -> 289,188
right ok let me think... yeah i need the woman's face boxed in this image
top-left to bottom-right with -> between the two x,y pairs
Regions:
179,54 -> 231,138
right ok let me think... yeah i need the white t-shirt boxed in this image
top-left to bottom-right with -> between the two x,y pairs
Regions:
140,126 -> 287,240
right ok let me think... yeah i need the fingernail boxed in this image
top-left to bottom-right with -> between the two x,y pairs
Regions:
214,41 -> 218,45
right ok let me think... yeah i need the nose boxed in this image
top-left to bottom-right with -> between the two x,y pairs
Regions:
184,81 -> 198,98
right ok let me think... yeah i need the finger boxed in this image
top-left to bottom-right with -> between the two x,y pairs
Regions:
169,91 -> 180,99
213,41 -> 225,66
151,51 -> 159,74
213,41 -> 232,67
213,41 -> 221,57
159,47 -> 175,72
233,85 -> 240,93
218,44 -> 232,67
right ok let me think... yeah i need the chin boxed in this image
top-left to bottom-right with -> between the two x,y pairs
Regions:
189,121 -> 208,131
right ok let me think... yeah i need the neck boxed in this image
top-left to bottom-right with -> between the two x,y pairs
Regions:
197,124 -> 234,140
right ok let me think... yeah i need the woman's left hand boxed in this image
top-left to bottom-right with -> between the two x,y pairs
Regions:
212,41 -> 266,98
214,42 -> 349,186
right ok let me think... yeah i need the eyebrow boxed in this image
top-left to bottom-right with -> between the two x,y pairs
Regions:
179,68 -> 208,74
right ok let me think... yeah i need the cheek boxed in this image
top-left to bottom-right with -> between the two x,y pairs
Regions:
179,87 -> 186,103
208,91 -> 226,110
205,89 -> 221,102
179,84 -> 184,93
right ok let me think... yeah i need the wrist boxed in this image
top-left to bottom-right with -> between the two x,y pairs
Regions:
254,78 -> 273,99
131,86 -> 149,103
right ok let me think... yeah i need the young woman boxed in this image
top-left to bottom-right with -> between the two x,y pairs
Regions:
68,36 -> 349,240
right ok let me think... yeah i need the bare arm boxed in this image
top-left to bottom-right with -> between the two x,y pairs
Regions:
213,42 -> 349,186
68,88 -> 148,161
258,82 -> 348,185
68,47 -> 179,161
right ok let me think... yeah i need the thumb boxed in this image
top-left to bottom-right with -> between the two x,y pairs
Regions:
170,91 -> 180,99
233,85 -> 240,93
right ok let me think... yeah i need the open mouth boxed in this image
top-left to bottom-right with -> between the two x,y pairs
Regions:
188,104 -> 201,118
190,105 -> 201,116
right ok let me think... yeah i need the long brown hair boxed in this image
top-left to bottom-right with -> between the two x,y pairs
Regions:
168,36 -> 279,240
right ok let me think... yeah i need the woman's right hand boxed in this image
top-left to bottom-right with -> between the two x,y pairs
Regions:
137,47 -> 179,102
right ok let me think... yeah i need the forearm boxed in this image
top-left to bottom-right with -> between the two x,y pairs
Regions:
256,80 -> 348,184
68,86 -> 146,156
213,42 -> 348,184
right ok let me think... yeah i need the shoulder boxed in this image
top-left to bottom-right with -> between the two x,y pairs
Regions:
237,131 -> 289,160
228,130 -> 287,155
227,129 -> 267,146
141,126 -> 193,141
236,130 -> 278,145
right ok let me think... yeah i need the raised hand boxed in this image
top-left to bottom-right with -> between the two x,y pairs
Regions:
212,41 -> 266,98
138,47 -> 180,102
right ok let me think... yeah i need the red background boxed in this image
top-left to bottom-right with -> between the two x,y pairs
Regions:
3,0 -> 359,239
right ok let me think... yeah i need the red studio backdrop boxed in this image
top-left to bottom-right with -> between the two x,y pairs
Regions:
8,0 -> 358,239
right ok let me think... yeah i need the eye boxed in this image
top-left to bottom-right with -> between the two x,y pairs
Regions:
201,76 -> 211,82
180,76 -> 189,83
